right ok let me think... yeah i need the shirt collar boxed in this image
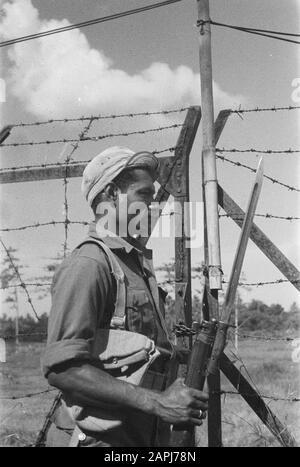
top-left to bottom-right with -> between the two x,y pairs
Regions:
88,221 -> 153,260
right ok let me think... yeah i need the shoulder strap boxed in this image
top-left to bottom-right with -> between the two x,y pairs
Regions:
76,238 -> 126,325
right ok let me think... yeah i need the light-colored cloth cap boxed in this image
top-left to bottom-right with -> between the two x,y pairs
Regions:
81,146 -> 159,206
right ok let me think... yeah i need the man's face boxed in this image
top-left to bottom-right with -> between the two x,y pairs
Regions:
122,169 -> 155,206
116,169 -> 155,238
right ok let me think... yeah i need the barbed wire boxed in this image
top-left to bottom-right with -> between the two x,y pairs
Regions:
171,322 -> 298,343
219,213 -> 300,221
230,105 -> 300,114
157,278 -> 299,288
232,332 -> 298,342
217,154 -> 300,192
0,124 -> 183,147
0,332 -> 47,340
0,210 -> 178,233
0,146 -> 177,173
0,389 -> 56,400
0,327 -> 297,343
214,390 -> 300,403
0,212 -> 298,235
0,328 -> 297,345
223,278 -> 300,287
216,148 -> 300,155
0,220 -> 88,233
0,282 -> 52,290
5,104 -> 300,130
9,109 -> 189,128
0,237 -> 40,321
18,388 -> 295,413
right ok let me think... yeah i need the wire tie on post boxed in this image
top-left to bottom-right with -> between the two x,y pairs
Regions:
196,19 -> 211,34
209,264 -> 223,274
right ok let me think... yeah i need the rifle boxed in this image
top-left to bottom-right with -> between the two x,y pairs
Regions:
175,158 -> 264,446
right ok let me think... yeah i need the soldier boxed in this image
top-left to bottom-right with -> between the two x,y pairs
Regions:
42,146 -> 208,447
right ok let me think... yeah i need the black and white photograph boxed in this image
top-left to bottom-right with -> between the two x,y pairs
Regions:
0,0 -> 299,449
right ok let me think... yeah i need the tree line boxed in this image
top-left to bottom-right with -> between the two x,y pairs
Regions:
0,298 -> 298,342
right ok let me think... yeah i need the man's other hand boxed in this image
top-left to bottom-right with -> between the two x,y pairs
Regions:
153,378 -> 208,427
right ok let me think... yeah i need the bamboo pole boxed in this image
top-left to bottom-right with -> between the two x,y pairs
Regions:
197,0 -> 222,290
201,110 -> 230,447
202,137 -> 222,446
197,0 -> 223,446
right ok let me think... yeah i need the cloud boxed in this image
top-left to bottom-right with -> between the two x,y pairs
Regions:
0,0 -> 245,119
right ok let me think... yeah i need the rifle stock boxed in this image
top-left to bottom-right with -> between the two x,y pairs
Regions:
173,320 -> 217,446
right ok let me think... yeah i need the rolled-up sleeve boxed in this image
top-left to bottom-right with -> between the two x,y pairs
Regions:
42,247 -> 113,377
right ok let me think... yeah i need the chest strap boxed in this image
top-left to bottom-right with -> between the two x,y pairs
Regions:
76,237 -> 126,327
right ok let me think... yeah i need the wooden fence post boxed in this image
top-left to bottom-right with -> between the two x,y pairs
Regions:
199,111 -> 230,447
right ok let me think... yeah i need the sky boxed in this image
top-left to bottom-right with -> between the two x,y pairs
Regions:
0,0 -> 299,318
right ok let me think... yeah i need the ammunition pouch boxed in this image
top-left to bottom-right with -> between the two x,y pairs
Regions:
64,328 -> 162,434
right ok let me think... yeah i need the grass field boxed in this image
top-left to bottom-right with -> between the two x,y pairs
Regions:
0,339 -> 299,447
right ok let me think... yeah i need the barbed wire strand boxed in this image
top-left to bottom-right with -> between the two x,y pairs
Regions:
215,390 -> 300,403
1,387 -> 298,403
1,328 -> 297,343
225,278 -> 300,287
0,282 -> 52,290
10,109 -> 188,128
3,277 -> 296,291
0,237 -> 40,321
232,332 -> 298,343
1,104 -> 299,135
0,389 -> 56,400
158,277 -> 298,288
230,105 -> 300,114
0,220 -> 88,233
0,124 -> 183,147
0,210 -> 299,236
0,212 -> 176,234
3,105 -> 300,129
217,154 -> 300,192
0,146 -> 176,173
172,322 -> 298,343
0,332 -> 48,340
219,213 -> 300,221
216,148 -> 300,155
